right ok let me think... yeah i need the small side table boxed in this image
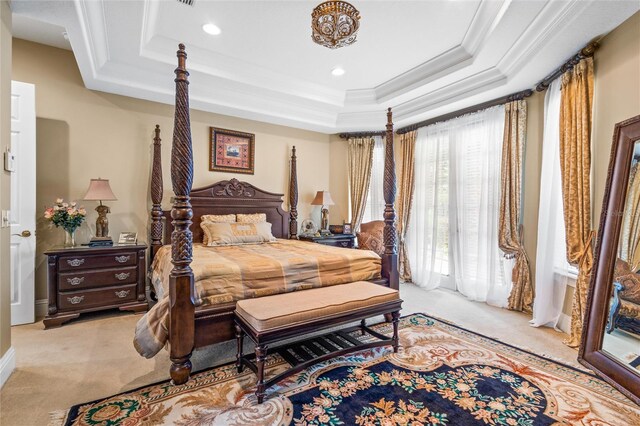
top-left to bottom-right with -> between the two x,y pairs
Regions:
43,244 -> 148,329
299,233 -> 356,249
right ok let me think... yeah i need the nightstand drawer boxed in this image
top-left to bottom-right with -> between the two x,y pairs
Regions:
319,240 -> 353,248
59,266 -> 138,291
317,239 -> 354,248
59,252 -> 137,271
58,284 -> 137,311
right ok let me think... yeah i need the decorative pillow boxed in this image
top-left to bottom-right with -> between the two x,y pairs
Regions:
201,214 -> 236,244
236,213 -> 267,223
201,221 -> 276,246
357,221 -> 385,256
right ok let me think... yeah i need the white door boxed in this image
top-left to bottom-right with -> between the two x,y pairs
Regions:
10,81 -> 36,326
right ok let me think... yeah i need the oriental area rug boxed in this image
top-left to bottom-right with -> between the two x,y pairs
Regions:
51,314 -> 640,425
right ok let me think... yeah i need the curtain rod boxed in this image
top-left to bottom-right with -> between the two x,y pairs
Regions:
395,89 -> 532,135
338,131 -> 386,139
535,41 -> 599,92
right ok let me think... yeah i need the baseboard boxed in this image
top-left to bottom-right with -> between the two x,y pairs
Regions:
36,298 -> 48,319
0,347 -> 16,388
557,313 -> 571,334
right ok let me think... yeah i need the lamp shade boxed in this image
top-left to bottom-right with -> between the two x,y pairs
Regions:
83,178 -> 117,201
311,190 -> 335,206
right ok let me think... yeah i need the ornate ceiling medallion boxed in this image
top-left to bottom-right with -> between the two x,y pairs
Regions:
311,1 -> 361,49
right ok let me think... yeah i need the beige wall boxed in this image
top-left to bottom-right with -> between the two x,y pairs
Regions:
329,134 -> 349,224
592,11 -> 640,225
0,0 -> 11,359
523,90 -> 545,286
12,39 -> 332,302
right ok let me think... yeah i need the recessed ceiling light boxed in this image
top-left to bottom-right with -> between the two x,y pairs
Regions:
202,23 -> 221,36
331,67 -> 345,76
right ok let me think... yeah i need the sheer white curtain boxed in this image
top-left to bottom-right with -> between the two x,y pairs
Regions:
361,136 -> 385,223
407,124 -> 450,290
531,78 -> 572,329
450,107 -> 512,306
407,106 -> 511,306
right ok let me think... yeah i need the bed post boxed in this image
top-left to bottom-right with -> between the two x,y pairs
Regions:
169,44 -> 195,385
150,125 -> 163,261
383,108 -> 399,290
289,146 -> 298,239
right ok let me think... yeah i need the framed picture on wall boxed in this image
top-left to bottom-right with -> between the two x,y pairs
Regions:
209,127 -> 255,174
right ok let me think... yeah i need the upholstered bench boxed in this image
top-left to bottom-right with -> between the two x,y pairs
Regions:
234,281 -> 403,403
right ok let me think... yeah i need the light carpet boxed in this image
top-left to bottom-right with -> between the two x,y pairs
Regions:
50,314 -> 640,425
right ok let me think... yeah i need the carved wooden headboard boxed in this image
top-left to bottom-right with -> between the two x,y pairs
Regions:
161,178 -> 290,244
149,122 -> 298,261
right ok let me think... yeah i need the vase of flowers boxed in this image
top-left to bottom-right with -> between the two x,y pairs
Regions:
44,198 -> 87,247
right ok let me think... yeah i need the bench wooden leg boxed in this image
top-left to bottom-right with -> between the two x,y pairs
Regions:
391,311 -> 400,353
360,319 -> 366,335
235,323 -> 244,373
255,344 -> 268,404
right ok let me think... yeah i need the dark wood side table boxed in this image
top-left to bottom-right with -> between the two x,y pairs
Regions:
43,244 -> 148,329
299,233 -> 356,248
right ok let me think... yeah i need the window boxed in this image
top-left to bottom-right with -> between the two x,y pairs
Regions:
407,106 -> 511,306
361,136 -> 386,224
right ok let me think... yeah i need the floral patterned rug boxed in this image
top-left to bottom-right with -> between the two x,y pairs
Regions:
51,314 -> 640,425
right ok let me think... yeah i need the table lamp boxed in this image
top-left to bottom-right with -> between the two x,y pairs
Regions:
311,190 -> 335,234
84,178 -> 117,246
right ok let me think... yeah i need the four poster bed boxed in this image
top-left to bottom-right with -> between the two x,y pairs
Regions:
135,44 -> 399,385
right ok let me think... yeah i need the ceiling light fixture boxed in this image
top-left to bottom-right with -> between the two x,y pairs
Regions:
311,1 -> 360,49
331,67 -> 345,76
202,23 -> 221,36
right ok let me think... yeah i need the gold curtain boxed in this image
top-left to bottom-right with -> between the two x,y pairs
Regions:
559,57 -> 595,348
396,131 -> 417,281
348,137 -> 375,232
620,163 -> 640,271
500,100 -> 534,313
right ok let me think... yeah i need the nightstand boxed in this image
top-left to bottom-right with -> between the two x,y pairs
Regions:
43,244 -> 148,329
299,233 -> 356,248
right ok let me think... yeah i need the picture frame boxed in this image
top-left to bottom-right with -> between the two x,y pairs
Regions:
209,127 -> 255,175
118,232 -> 138,245
343,222 -> 352,235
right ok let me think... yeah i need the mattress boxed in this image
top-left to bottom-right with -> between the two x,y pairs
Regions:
134,239 -> 381,357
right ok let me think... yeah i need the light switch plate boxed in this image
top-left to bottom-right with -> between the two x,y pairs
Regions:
3,148 -> 15,172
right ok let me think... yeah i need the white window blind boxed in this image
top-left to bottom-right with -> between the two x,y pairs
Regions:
407,105 -> 512,306
361,136 -> 386,224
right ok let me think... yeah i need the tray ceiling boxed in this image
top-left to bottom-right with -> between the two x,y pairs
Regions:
10,0 -> 640,133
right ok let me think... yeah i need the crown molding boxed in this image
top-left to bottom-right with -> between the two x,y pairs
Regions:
11,0 -> 637,133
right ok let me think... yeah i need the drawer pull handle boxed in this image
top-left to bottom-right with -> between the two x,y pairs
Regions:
115,255 -> 130,263
115,290 -> 130,298
67,296 -> 84,305
66,258 -> 85,267
115,272 -> 131,281
66,277 -> 85,286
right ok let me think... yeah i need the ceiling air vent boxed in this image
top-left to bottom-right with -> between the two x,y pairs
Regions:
176,0 -> 195,6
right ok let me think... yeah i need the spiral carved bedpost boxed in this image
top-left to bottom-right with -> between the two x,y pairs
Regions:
169,44 -> 195,385
289,146 -> 298,239
150,125 -> 163,261
383,108 -> 399,290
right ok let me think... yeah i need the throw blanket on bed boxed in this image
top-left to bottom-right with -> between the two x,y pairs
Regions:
134,240 -> 381,357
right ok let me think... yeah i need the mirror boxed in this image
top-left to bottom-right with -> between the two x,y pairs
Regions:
602,141 -> 640,369
580,115 -> 640,405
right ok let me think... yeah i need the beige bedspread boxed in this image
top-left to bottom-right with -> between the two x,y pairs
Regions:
134,239 -> 381,357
